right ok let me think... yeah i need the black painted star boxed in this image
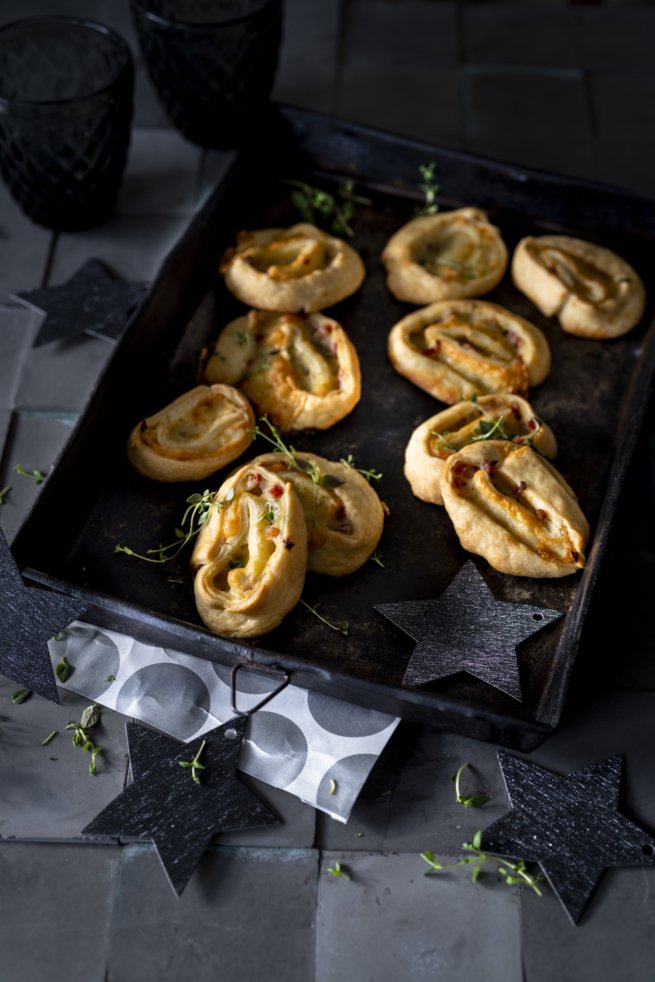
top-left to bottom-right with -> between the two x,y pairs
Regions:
13,258 -> 147,346
375,561 -> 562,701
482,751 -> 655,924
0,526 -> 86,701
83,718 -> 279,895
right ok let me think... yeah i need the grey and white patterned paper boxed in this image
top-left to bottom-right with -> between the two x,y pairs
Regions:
49,622 -> 400,822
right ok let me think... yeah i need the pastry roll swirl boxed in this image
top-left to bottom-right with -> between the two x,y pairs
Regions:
382,207 -> 508,304
405,394 -> 557,506
251,452 -> 384,576
191,464 -> 307,638
127,384 -> 254,482
387,300 -> 551,404
202,310 -> 361,431
512,235 -> 646,339
441,441 -> 589,578
220,223 -> 365,312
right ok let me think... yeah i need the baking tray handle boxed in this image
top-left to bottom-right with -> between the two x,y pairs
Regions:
230,660 -> 292,717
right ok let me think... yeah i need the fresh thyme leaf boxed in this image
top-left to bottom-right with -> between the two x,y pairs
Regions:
41,730 -> 57,747
0,485 -> 10,506
179,739 -> 207,785
116,488 -> 219,564
369,551 -> 385,567
259,503 -> 276,524
300,599 -> 349,637
339,454 -> 382,482
329,778 -> 337,795
430,430 -> 460,454
65,704 -> 102,776
421,836 -> 542,895
325,861 -> 351,880
56,656 -> 70,683
104,674 -> 116,683
233,330 -> 249,345
415,161 -> 440,217
452,762 -> 490,809
471,417 -> 510,443
51,632 -> 63,642
14,464 -> 45,484
11,688 -> 32,704
284,178 -> 371,239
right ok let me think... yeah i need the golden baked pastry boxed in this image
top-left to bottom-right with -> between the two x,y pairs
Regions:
220,223 -> 366,312
126,384 -> 255,482
405,394 -> 557,506
251,451 -> 384,576
387,300 -> 551,404
381,207 -> 508,304
201,309 -> 361,431
191,463 -> 308,638
512,235 -> 646,339
441,441 -> 589,578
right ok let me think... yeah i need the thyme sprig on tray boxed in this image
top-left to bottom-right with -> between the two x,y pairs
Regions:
421,830 -> 543,895
115,488 -> 233,564
285,178 -> 371,238
300,599 -> 349,637
252,417 -> 346,498
415,161 -> 440,217
339,453 -> 383,483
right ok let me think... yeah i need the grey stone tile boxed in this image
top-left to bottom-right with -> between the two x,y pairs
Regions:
467,137 -> 598,185
0,183 -> 52,304
217,776 -> 316,848
317,724 -> 508,853
577,9 -> 655,71
50,214 -> 189,284
589,70 -> 655,142
336,65 -> 464,146
464,67 -> 593,150
108,843 -> 318,982
463,5 -> 580,68
0,674 -> 130,841
273,59 -> 340,115
116,128 -> 202,217
280,0 -> 341,64
316,851 -> 522,982
0,412 -> 75,543
0,305 -> 39,411
522,867 -> 655,980
0,840 -> 120,982
15,337 -> 114,413
343,1 -> 460,68
0,410 -> 11,461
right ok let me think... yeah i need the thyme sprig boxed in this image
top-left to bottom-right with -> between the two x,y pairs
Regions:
0,486 -> 10,506
179,739 -> 207,785
252,417 -> 345,497
65,703 -> 102,776
115,488 -> 232,564
325,861 -> 351,880
421,830 -> 542,894
285,178 -> 371,238
471,417 -> 511,443
300,599 -> 349,637
339,454 -> 383,483
415,161 -> 440,217
451,762 -> 490,809
14,464 -> 45,484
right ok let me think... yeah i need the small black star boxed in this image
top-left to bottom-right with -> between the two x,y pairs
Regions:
0,527 -> 86,701
482,752 -> 655,924
13,258 -> 147,346
83,718 -> 280,896
375,561 -> 562,701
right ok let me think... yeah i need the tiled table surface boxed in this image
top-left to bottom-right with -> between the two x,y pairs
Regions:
2,2 -> 655,980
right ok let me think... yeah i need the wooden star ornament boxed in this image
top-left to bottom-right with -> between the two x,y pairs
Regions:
375,561 -> 562,701
13,258 -> 147,346
482,751 -> 655,924
0,527 -> 86,701
83,718 -> 280,896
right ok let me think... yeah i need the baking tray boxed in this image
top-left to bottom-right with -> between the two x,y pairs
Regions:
13,105 -> 655,751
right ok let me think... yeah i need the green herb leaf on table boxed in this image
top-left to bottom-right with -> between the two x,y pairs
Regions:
325,861 -> 351,880
41,730 -> 57,747
56,656 -> 70,683
178,739 -> 207,785
14,464 -> 46,484
65,703 -> 102,776
452,762 -> 490,809
0,485 -> 10,506
420,835 -> 542,895
11,688 -> 32,704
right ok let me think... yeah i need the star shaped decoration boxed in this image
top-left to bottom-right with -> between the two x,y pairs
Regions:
375,561 -> 562,701
0,526 -> 86,702
83,718 -> 280,896
12,258 -> 147,346
481,751 -> 655,924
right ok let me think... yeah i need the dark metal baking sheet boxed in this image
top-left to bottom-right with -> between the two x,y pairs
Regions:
14,105 -> 655,751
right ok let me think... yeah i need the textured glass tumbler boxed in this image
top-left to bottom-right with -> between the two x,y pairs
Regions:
131,0 -> 282,149
0,18 -> 133,231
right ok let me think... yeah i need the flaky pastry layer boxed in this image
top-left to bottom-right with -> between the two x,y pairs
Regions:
387,299 -> 551,404
441,441 -> 589,578
126,384 -> 254,482
512,235 -> 646,339
405,394 -> 557,506
220,223 -> 365,312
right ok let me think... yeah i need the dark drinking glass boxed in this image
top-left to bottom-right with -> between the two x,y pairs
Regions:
130,0 -> 283,149
0,17 -> 133,231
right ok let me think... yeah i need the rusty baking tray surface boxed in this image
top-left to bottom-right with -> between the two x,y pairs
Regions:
14,106 -> 655,751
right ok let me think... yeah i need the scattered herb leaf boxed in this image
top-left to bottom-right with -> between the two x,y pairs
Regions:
471,417 -> 511,443
179,739 -> 207,785
0,485 -> 10,506
421,836 -> 542,895
451,762 -> 490,809
65,704 -> 102,776
11,688 -> 32,704
329,778 -> 337,795
233,330 -> 249,345
116,488 -> 220,564
369,551 -> 385,567
56,656 -> 70,683
259,503 -> 276,524
41,730 -> 57,747
415,162 -> 440,217
104,674 -> 116,683
14,464 -> 45,484
339,453 -> 383,483
325,861 -> 351,879
300,599 -> 349,637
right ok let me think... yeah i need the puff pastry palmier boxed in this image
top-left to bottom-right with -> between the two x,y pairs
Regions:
382,208 -> 508,304
191,463 -> 307,638
405,394 -> 557,506
251,451 -> 384,576
202,310 -> 361,431
441,441 -> 589,578
220,223 -> 365,312
512,235 -> 646,339
126,384 -> 255,482
387,300 -> 550,404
